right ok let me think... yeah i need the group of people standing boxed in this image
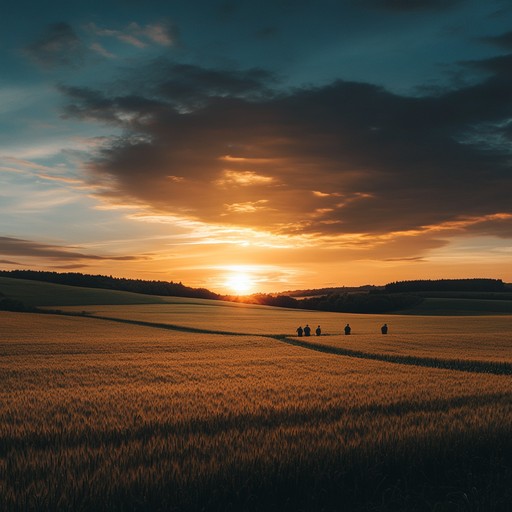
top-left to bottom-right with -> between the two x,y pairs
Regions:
296,323 -> 388,337
297,324 -> 322,337
296,324 -> 322,337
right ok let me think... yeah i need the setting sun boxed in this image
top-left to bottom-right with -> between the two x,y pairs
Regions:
224,271 -> 254,295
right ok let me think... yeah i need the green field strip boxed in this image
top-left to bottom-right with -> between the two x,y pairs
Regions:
57,311 -> 512,376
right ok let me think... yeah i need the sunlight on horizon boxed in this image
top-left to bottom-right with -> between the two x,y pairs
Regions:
223,270 -> 255,295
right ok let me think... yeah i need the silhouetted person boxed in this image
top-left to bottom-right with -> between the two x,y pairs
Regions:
381,323 -> 388,334
297,326 -> 303,337
344,323 -> 351,335
315,325 -> 321,336
304,324 -> 311,336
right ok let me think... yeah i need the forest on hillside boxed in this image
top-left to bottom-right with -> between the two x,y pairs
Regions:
0,270 -> 220,300
2,271 -> 511,314
385,278 -> 507,293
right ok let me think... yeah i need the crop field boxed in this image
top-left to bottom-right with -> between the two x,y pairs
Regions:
57,301 -> 512,335
306,332 -> 512,365
1,304 -> 512,511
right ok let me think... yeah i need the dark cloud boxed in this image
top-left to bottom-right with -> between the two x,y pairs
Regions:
0,259 -> 22,266
480,31 -> 512,50
0,237 -> 139,261
480,32 -> 512,50
60,57 -> 512,238
463,214 -> 512,239
60,62 -> 275,116
49,264 -> 90,269
156,63 -> 275,106
24,22 -> 85,68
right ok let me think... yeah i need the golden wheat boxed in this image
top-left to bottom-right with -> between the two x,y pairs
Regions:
1,311 -> 511,511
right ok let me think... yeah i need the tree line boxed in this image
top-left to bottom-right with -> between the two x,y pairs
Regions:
233,291 -> 423,314
0,270 -> 220,300
2,271 -> 509,315
384,278 -> 506,293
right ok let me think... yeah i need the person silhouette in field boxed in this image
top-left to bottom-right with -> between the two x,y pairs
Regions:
297,326 -> 303,337
304,324 -> 311,336
344,323 -> 351,335
381,323 -> 388,334
315,325 -> 321,336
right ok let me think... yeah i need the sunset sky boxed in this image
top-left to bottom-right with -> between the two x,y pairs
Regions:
2,0 -> 512,294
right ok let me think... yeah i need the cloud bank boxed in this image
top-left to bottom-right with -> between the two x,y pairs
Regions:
58,55 -> 512,243
0,237 -> 139,262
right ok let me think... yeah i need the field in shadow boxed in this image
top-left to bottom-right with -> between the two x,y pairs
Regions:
2,299 -> 512,511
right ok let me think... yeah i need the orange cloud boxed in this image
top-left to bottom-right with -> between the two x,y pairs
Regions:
216,170 -> 275,186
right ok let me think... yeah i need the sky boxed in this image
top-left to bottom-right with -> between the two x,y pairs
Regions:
1,0 -> 512,295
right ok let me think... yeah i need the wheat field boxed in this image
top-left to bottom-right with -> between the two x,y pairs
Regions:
1,309 -> 511,511
58,301 -> 512,335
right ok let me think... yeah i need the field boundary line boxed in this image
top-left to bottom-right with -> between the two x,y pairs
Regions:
86,314 -> 252,336
274,335 -> 512,375
39,310 -> 512,376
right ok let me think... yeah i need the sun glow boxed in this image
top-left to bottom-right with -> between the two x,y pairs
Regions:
224,270 -> 255,295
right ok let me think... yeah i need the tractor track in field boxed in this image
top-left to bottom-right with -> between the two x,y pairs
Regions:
52,311 -> 512,376
274,335 -> 512,375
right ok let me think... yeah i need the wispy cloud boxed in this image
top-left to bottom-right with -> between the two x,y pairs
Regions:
90,42 -> 116,59
216,170 -> 275,187
0,156 -> 84,187
223,200 -> 270,213
0,259 -> 22,266
85,21 -> 178,49
0,236 -> 140,262
24,22 -> 85,68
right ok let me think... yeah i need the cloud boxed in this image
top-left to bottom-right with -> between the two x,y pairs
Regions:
90,42 -> 116,59
223,200 -> 270,214
60,61 -> 275,116
479,30 -> 512,50
0,236 -> 140,262
86,21 -> 178,48
216,170 -> 275,187
0,259 -> 22,266
132,61 -> 276,110
59,57 -> 512,241
24,22 -> 85,68
142,22 -> 178,46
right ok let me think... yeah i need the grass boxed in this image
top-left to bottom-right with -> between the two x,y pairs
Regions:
4,275 -> 512,315
0,276 -> 168,307
1,309 -> 512,511
56,301 -> 512,338
305,332 -> 512,363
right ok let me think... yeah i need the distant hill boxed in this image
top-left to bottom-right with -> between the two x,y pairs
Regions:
276,285 -> 381,298
0,276 -> 171,308
243,278 -> 512,315
0,270 -> 220,301
2,271 -> 512,315
384,278 -> 508,293
395,296 -> 512,316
